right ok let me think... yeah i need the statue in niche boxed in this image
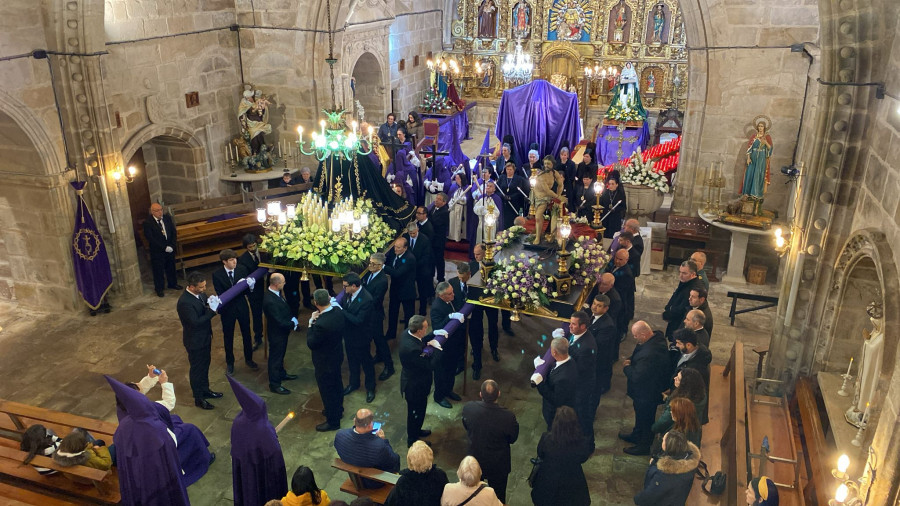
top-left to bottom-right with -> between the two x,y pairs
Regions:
478,0 -> 498,39
480,60 -> 495,87
612,1 -> 627,42
555,0 -> 587,41
512,1 -> 531,39
237,85 -> 272,155
651,4 -> 666,43
845,301 -> 885,428
646,72 -> 656,94
740,117 -> 773,202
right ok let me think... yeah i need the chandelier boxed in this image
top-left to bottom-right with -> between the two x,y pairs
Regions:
502,41 -> 533,85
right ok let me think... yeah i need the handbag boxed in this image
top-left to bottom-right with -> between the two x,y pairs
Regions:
695,459 -> 726,495
526,457 -> 542,488
457,483 -> 486,506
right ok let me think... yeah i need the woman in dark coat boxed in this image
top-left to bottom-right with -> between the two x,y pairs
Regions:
634,430 -> 701,506
384,441 -> 448,506
531,406 -> 592,506
598,170 -> 627,239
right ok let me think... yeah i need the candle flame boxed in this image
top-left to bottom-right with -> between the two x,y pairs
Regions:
288,411 -> 295,419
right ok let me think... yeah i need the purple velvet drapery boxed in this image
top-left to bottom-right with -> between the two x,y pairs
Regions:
422,103 -> 473,188
596,123 -> 650,166
495,81 -> 582,164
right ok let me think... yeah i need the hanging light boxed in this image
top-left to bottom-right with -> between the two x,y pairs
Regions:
502,40 -> 533,85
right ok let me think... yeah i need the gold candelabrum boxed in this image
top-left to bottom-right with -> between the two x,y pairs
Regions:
229,158 -> 238,178
702,162 -> 726,213
481,200 -> 498,281
591,180 -> 606,233
528,168 -> 537,216
553,210 -> 573,296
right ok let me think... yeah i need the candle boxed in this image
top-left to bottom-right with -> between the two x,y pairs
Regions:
275,411 -> 296,433
846,357 -> 854,376
863,402 -> 870,424
225,145 -> 230,162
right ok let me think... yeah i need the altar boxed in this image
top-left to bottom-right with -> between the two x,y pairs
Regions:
699,210 -> 771,284
596,122 -> 649,165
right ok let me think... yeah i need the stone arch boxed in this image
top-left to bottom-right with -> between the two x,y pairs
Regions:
350,51 -> 388,123
0,89 -> 65,176
121,124 -> 207,205
121,124 -> 204,172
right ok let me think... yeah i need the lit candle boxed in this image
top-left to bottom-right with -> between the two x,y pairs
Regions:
846,357 -> 854,376
274,411 -> 295,432
225,145 -> 230,162
863,402 -> 870,423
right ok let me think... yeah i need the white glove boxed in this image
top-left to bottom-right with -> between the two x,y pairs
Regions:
424,179 -> 432,189
246,277 -> 256,291
409,154 -> 421,168
406,175 -> 413,187
551,328 -> 565,339
533,356 -> 546,368
207,296 -> 221,312
330,297 -> 340,308
308,317 -> 315,327
434,329 -> 448,337
450,312 -> 465,323
530,373 -> 544,385
386,174 -> 395,183
427,339 -> 443,351
291,317 -> 299,330
436,182 -> 444,191
165,246 -> 174,253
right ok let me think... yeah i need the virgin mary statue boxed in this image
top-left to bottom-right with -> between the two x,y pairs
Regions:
605,62 -> 647,121
740,118 -> 773,200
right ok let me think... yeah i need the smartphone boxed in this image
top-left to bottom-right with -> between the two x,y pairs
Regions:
371,422 -> 382,434
152,368 -> 162,375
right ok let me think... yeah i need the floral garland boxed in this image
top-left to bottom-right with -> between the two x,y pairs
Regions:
570,236 -> 611,286
484,253 -> 558,309
492,225 -> 526,254
259,198 -> 394,273
620,148 -> 670,193
605,101 -> 646,123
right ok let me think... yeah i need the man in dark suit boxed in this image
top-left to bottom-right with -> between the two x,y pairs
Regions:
559,311 -> 597,448
672,328 -> 711,392
399,315 -> 445,447
621,321 -> 672,455
624,219 -> 644,277
607,248 -> 636,333
413,206 -> 434,240
430,282 -> 465,408
429,193 -> 451,282
176,271 -> 221,409
461,379 -> 519,503
403,224 -> 434,315
363,253 -> 393,380
595,273 -> 625,353
589,294 -> 618,407
469,245 -> 508,367
340,273 -> 377,403
212,249 -> 257,376
663,261 -> 704,341
497,161 -> 530,229
143,203 -> 182,297
448,262 -> 479,379
238,234 -> 265,351
307,289 -> 346,431
689,287 -> 714,338
617,231 -> 642,279
262,273 -> 298,395
384,238 -> 417,341
534,337 -> 578,430
683,309 -> 711,348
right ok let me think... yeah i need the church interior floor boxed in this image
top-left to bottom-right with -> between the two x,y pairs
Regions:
0,261 -> 776,505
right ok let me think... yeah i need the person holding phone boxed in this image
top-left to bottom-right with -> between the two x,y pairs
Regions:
334,408 -> 400,489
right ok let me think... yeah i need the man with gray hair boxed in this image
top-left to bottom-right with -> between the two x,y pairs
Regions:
431,281 -> 465,408
461,379 -> 518,502
399,315 -> 446,447
429,192 -> 451,282
441,456 -> 503,504
364,252 -> 393,379
307,289 -> 346,432
662,260 -> 703,341
533,337 -> 578,430
402,224 -> 434,315
620,321 -> 671,455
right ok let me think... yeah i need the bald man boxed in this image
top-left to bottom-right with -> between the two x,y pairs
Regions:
595,272 -> 625,342
333,408 -> 400,488
621,321 -> 671,455
690,251 -> 710,290
607,248 -> 636,342
143,203 -> 181,296
263,273 -> 299,395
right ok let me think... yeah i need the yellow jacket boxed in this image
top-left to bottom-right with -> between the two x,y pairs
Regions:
281,490 -> 331,506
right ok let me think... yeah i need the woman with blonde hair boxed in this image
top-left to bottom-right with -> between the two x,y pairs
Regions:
384,441 -> 448,506
441,456 -> 502,506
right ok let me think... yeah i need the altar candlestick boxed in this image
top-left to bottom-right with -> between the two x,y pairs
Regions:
225,145 -> 230,162
275,411 -> 295,433
846,357 -> 854,376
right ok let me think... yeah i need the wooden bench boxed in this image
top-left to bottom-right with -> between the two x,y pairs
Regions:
687,362 -> 729,504
0,481 -> 80,506
332,458 -> 399,505
746,380 -> 804,506
174,212 -> 263,274
665,215 -> 710,268
168,193 -> 247,214
725,291 -> 779,326
0,446 -> 118,504
0,400 -> 117,443
792,378 -> 832,506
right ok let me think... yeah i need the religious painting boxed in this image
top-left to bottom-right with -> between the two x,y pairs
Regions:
477,0 -> 499,39
641,67 -> 661,95
645,3 -> 670,44
547,0 -> 593,42
607,0 -> 631,44
511,1 -> 532,40
479,59 -> 495,87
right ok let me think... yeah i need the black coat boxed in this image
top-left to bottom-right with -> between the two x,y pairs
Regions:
430,296 -> 457,332
263,290 -> 294,343
237,251 -> 264,303
590,313 -> 618,377
697,300 -> 714,337
211,265 -> 250,317
633,442 -> 701,506
624,331 -> 672,403
143,213 -> 177,255
398,331 -> 441,396
429,205 -> 450,239
176,290 -> 216,350
674,344 -> 712,392
362,270 -> 388,324
568,331 -> 597,404
306,308 -> 345,373
497,173 -> 529,227
530,432 -> 592,506
461,401 -> 519,475
341,288 -> 374,345
663,277 -> 704,338
632,232 -> 645,257
694,327 -> 710,348
598,187 -> 626,239
607,264 -> 636,323
385,250 -> 417,301
537,359 -> 578,425
383,466 -> 448,506
627,247 -> 642,278
600,285 -> 625,336
415,220 -> 434,240
447,276 -> 470,308
402,234 -> 434,298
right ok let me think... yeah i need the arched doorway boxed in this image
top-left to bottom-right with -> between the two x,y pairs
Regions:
352,52 -> 385,124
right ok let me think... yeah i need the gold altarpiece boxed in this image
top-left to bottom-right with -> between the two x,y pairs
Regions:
448,0 -> 688,112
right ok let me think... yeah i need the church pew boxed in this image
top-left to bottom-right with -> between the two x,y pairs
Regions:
0,400 -> 116,443
686,363 -> 728,504
168,193 -> 246,214
252,182 -> 312,201
792,377 -> 832,506
0,481 -> 81,506
746,384 -> 804,505
173,213 -> 263,275
721,341 -> 748,502
332,458 -> 398,505
0,446 -> 119,504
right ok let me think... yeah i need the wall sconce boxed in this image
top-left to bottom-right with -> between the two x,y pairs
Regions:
773,226 -> 790,256
112,165 -> 137,188
829,448 -> 877,506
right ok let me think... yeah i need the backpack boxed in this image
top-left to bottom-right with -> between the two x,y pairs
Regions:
695,460 -> 727,495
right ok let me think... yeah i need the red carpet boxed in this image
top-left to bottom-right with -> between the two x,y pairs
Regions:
444,240 -> 470,262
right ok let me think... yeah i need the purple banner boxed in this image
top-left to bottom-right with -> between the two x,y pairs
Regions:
70,181 -> 113,310
495,81 -> 582,165
596,123 -> 650,166
423,303 -> 474,356
533,322 -> 571,379
217,267 -> 267,311
423,103 -> 473,189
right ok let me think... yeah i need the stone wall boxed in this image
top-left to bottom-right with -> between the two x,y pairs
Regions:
388,10 -> 444,116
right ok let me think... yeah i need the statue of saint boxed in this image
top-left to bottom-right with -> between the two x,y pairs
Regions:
556,0 -> 586,41
651,4 -> 665,43
740,118 -> 773,199
845,301 -> 885,428
605,62 -> 647,121
613,2 -> 627,42
512,2 -> 531,39
646,72 -> 656,94
532,156 -> 565,244
478,0 -> 498,39
237,87 -> 272,155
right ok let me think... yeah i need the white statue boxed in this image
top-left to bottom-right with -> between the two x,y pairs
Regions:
845,301 -> 885,428
618,62 -> 639,108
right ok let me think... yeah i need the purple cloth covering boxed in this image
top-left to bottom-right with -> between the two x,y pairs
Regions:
387,141 -> 423,206
158,406 -> 212,487
596,123 -> 650,166
105,376 -> 190,506
70,181 -> 113,310
423,303 -> 474,356
533,323 -> 571,378
228,376 -> 289,506
495,81 -> 582,164
217,267 -> 267,310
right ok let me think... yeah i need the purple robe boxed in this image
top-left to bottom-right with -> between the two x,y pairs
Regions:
228,377 -> 288,506
105,376 -> 189,506
387,142 -> 423,206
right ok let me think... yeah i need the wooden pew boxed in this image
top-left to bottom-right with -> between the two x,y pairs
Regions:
332,458 -> 399,505
746,381 -> 804,505
0,481 -> 80,506
687,362 -> 729,504
792,377 -> 832,506
0,400 -> 116,442
0,446 -> 118,504
721,341 -> 748,503
168,193 -> 246,214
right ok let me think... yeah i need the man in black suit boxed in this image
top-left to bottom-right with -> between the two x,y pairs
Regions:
262,273 -> 298,395
589,294 -> 618,407
340,273 -> 377,403
689,287 -> 714,338
595,273 -> 625,352
403,224 -> 434,315
663,260 -> 704,341
363,253 -> 394,380
607,248 -> 636,332
430,282 -> 465,408
617,231 -> 642,279
461,380 -> 519,503
307,289 -> 346,432
399,315 -> 445,447
672,328 -> 711,392
533,337 -> 578,430
497,161 -> 529,229
624,219 -> 644,277
384,238 -> 417,341
621,321 -> 672,456
558,311 -> 597,448
176,271 -> 221,409
212,249 -> 258,376
429,193 -> 451,282
469,245 -> 508,367
238,234 -> 264,351
683,309 -> 711,348
413,206 -> 434,240
143,203 -> 182,297
448,262 -> 478,379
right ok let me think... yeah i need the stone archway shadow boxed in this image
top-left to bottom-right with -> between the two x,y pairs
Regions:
351,52 -> 386,123
121,124 -> 207,205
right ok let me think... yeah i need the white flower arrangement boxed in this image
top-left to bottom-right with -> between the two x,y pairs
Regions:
492,225 -> 527,254
570,236 -> 611,286
484,253 -> 557,309
619,147 -> 670,193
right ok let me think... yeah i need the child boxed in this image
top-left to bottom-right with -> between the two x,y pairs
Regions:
20,424 -> 62,475
53,429 -> 112,471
